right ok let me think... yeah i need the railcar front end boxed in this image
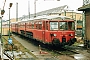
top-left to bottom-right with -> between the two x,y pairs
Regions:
44,20 -> 76,46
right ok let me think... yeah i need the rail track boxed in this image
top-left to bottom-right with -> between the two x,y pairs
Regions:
16,34 -> 80,54
40,44 -> 80,59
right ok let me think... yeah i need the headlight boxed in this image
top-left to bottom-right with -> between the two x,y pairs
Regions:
71,33 -> 73,36
54,34 -> 56,37
69,33 -> 73,36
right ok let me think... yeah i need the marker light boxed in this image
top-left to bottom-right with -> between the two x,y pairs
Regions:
54,34 -> 56,37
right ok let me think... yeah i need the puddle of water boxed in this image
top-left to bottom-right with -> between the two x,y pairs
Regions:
74,54 -> 85,60
78,44 -> 84,47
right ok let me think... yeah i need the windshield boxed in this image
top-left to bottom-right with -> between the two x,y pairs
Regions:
59,22 -> 75,30
50,21 -> 75,30
50,22 -> 58,30
59,22 -> 67,30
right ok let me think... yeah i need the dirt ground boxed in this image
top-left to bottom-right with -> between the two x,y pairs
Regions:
2,36 -> 35,60
2,35 -> 90,60
3,36 -> 28,52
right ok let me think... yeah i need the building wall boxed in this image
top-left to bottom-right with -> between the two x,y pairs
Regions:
10,18 -> 21,22
0,27 -> 9,35
61,12 -> 82,20
85,10 -> 90,40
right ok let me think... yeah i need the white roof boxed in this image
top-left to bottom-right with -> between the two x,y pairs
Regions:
46,15 -> 72,20
34,15 -> 47,20
34,15 -> 72,20
28,18 -> 34,21
21,19 -> 28,21
11,22 -> 18,24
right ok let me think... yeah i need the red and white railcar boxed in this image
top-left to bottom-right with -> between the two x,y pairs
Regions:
11,22 -> 18,33
18,20 -> 27,35
11,15 -> 76,46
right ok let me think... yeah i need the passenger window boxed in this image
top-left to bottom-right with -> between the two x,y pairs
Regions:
38,22 -> 42,30
46,22 -> 48,30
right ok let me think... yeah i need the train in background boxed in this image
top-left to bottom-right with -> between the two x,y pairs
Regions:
11,15 -> 76,46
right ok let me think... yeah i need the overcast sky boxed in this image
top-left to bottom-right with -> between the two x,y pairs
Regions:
0,0 -> 83,20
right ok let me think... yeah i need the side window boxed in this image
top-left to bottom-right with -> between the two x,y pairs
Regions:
36,22 -> 38,29
30,22 -> 32,28
31,21 -> 34,29
32,23 -> 34,29
68,22 -> 72,30
38,21 -> 42,30
68,22 -> 75,30
46,21 -> 48,30
43,21 -> 45,30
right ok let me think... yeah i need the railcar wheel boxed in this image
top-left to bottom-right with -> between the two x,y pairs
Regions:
68,38 -> 77,46
72,38 -> 77,44
52,38 -> 60,46
68,41 -> 72,46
